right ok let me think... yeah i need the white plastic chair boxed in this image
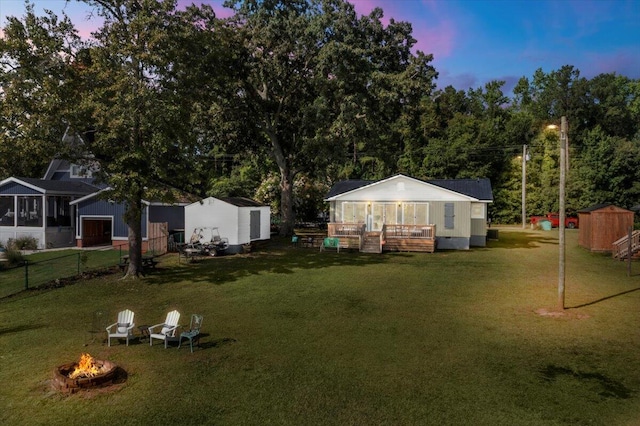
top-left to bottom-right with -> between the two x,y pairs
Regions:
149,310 -> 181,348
106,309 -> 135,346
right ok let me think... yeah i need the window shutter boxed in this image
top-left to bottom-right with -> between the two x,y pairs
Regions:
444,203 -> 455,229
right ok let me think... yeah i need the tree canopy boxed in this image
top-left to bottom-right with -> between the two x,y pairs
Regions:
1,0 -> 639,247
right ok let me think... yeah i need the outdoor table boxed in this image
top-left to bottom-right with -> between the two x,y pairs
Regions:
138,325 -> 150,342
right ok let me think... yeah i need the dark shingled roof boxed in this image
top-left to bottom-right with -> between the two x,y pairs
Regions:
325,176 -> 493,201
220,197 -> 265,207
14,177 -> 100,195
325,180 -> 373,198
427,178 -> 493,201
577,203 -> 614,213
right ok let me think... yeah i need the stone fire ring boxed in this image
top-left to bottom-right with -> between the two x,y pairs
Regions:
52,359 -> 121,394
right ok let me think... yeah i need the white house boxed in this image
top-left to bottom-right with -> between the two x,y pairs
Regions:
325,174 -> 493,251
184,196 -> 271,253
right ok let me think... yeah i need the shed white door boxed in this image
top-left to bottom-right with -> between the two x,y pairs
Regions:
250,210 -> 261,240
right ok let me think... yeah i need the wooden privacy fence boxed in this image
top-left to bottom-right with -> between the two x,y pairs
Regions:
148,222 -> 168,255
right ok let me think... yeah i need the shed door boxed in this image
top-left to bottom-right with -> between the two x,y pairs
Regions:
250,210 -> 261,240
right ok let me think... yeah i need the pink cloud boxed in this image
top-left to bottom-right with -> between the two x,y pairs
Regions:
412,19 -> 455,58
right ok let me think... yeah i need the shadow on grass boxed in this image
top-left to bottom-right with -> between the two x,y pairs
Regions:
540,364 -> 634,399
0,323 -> 47,336
145,247 -> 389,287
486,230 -> 559,249
567,286 -> 640,309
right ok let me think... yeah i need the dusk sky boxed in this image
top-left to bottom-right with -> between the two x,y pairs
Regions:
1,0 -> 639,92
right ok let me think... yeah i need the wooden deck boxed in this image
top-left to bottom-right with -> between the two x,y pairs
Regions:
612,230 -> 640,259
327,223 -> 436,253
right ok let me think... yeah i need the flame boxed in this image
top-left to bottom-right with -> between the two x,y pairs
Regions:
68,353 -> 100,379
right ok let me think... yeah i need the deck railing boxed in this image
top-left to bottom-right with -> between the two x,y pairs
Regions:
328,223 -> 366,237
383,224 -> 435,239
612,230 -> 640,259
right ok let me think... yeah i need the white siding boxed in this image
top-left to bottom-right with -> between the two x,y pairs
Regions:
185,198 -> 271,246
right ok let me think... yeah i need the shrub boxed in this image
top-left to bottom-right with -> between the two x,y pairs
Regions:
1,247 -> 24,267
7,236 -> 39,251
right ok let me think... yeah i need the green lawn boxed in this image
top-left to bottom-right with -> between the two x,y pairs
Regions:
1,227 -> 639,425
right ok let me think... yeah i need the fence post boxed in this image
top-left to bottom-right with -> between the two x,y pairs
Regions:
24,260 -> 29,290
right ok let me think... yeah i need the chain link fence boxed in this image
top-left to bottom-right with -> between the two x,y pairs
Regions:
0,236 -> 167,298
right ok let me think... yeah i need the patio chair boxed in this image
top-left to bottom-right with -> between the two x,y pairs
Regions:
149,310 -> 181,348
178,314 -> 203,353
106,309 -> 135,346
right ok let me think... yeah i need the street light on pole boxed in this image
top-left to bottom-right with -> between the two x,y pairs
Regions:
558,116 -> 567,310
548,117 -> 568,310
521,144 -> 529,229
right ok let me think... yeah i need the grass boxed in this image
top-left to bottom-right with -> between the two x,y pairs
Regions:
0,249 -> 124,298
1,227 -> 639,425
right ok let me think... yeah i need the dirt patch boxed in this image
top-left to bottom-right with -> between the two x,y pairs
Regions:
534,308 -> 590,319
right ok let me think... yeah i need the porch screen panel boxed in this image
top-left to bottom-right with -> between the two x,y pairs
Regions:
415,203 -> 428,225
402,203 -> 428,225
46,196 -> 72,226
17,196 -> 42,227
0,196 -> 15,226
373,203 -> 398,229
342,202 -> 366,223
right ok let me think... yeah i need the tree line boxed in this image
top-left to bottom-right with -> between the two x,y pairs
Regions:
1,0 -> 639,274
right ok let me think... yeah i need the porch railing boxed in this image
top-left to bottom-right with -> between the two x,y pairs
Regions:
612,229 -> 640,259
383,224 -> 435,239
328,223 -> 366,237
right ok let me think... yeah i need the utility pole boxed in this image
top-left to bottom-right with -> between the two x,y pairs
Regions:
558,116 -> 567,310
522,144 -> 527,229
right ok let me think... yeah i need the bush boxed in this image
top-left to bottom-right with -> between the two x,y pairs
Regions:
7,236 -> 39,250
0,247 -> 24,268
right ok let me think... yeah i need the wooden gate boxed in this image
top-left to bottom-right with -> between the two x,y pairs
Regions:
148,222 -> 168,255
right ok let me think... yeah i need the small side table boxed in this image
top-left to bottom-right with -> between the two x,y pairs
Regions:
138,325 -> 150,342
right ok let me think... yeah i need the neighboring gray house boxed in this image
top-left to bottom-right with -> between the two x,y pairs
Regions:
325,174 -> 493,251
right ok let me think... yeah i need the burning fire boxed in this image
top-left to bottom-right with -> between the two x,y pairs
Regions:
68,353 -> 100,379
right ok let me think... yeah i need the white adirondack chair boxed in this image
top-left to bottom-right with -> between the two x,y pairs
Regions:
106,309 -> 135,346
149,310 -> 181,348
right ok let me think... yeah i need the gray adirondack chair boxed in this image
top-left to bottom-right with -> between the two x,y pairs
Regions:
106,309 -> 135,346
178,314 -> 203,353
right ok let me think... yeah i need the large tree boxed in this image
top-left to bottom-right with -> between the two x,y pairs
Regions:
1,0 -> 229,277
0,3 -> 81,178
219,0 -> 436,235
70,0 -> 233,277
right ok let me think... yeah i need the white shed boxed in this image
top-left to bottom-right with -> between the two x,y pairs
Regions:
185,197 -> 271,253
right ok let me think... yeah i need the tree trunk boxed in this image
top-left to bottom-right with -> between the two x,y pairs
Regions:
279,171 -> 294,236
123,196 -> 144,279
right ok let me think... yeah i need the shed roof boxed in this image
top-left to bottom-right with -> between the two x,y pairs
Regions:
577,203 -> 632,213
325,175 -> 493,202
220,197 -> 266,208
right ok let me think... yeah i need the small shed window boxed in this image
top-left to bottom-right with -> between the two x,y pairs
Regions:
444,203 -> 455,229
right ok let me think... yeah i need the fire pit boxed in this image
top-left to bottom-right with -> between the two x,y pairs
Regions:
52,353 -> 123,394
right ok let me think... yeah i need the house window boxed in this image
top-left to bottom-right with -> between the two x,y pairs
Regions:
17,196 -> 43,227
0,196 -> 15,226
70,164 -> 93,178
444,203 -> 455,229
471,203 -> 485,219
